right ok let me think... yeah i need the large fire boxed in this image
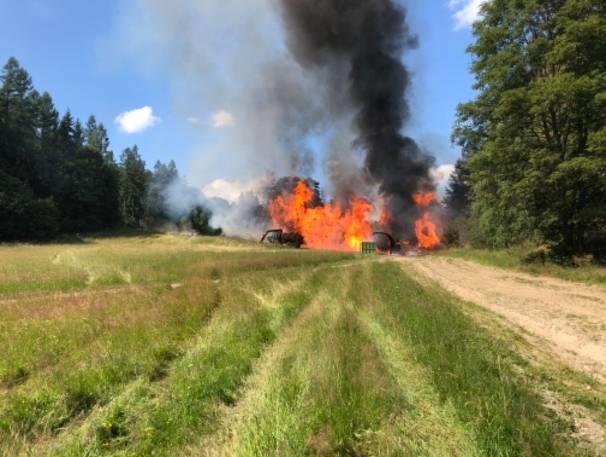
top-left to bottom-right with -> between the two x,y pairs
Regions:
268,181 -> 441,251
413,192 -> 441,249
269,181 -> 373,251
413,192 -> 437,207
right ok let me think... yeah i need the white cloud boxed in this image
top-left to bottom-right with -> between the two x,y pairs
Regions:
114,106 -> 161,134
185,112 -> 236,128
202,175 -> 271,203
212,110 -> 235,128
449,0 -> 488,30
431,164 -> 455,196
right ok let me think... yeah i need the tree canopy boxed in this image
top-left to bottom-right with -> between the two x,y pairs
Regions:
0,57 -> 220,241
452,0 -> 606,257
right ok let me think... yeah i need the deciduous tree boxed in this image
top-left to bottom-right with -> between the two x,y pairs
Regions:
453,0 -> 606,256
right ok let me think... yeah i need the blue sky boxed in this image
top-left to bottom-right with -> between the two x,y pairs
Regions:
0,0 -> 481,194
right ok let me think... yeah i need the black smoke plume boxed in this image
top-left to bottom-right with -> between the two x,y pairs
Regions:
278,0 -> 435,237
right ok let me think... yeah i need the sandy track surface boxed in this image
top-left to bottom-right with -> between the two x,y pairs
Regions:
402,256 -> 606,382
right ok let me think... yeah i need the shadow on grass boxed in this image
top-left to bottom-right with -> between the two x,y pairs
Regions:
0,228 -> 166,247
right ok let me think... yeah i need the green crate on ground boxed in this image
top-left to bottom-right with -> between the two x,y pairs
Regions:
361,241 -> 376,255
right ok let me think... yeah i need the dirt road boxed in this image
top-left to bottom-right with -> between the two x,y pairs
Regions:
402,256 -> 606,382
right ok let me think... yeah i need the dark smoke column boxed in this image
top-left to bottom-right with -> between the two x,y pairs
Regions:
278,0 -> 434,237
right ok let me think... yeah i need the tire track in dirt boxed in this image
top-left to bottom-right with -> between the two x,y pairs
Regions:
401,256 -> 606,382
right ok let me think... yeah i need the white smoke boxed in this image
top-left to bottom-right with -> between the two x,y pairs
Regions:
205,194 -> 267,239
101,0 -> 333,185
203,175 -> 273,203
211,111 -> 236,128
103,0 -> 443,238
163,175 -> 271,238
431,164 -> 455,197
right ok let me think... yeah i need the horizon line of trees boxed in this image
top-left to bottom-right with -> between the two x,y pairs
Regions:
444,0 -> 605,261
0,57 -> 220,242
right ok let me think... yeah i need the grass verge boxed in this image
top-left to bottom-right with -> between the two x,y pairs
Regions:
357,261 -> 591,457
440,248 -> 606,285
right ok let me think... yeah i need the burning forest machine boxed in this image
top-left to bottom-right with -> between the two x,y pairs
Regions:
260,229 -> 304,249
361,231 -> 430,257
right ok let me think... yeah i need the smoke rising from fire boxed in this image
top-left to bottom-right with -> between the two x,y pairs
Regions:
278,0 -> 435,238
104,0 -> 332,182
106,0 -> 438,242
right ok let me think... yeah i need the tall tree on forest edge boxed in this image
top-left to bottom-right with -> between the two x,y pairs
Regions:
85,115 -> 113,164
0,58 -> 60,240
119,146 -> 149,227
60,146 -> 121,232
444,157 -> 471,216
453,0 -> 606,257
146,160 -> 179,225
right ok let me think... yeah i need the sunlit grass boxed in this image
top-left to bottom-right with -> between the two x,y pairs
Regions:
362,262 -> 588,457
441,247 -> 606,285
0,235 -> 352,455
0,235 -> 598,456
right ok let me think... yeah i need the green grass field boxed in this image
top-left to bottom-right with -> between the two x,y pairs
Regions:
0,235 -> 600,456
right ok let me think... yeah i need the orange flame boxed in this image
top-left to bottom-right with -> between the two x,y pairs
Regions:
413,192 -> 437,207
415,212 -> 440,249
269,181 -> 373,251
413,192 -> 441,250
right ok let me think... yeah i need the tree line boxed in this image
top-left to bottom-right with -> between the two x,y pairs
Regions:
445,0 -> 606,261
0,57 -> 219,241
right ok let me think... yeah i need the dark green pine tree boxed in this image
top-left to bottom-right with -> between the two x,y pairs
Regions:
60,145 -> 121,232
57,111 -> 77,162
0,58 -> 60,240
444,158 -> 471,216
119,146 -> 149,227
146,160 -> 179,224
73,119 -> 84,150
59,114 -> 120,232
0,57 -> 38,184
33,91 -> 60,197
85,115 -> 113,163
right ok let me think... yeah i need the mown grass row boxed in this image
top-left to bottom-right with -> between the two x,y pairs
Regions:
0,238 -> 351,456
1,237 -> 596,456
0,234 -> 336,295
0,281 -> 219,440
40,270 -> 325,456
194,262 -> 591,457
361,262 -> 590,457
220,272 -> 406,457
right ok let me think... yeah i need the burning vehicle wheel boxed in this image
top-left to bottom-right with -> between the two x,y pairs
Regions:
261,229 -> 304,249
373,232 -> 399,255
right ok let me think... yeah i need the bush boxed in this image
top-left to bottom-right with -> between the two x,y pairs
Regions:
442,225 -> 461,247
521,245 -> 551,265
188,206 -> 222,236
